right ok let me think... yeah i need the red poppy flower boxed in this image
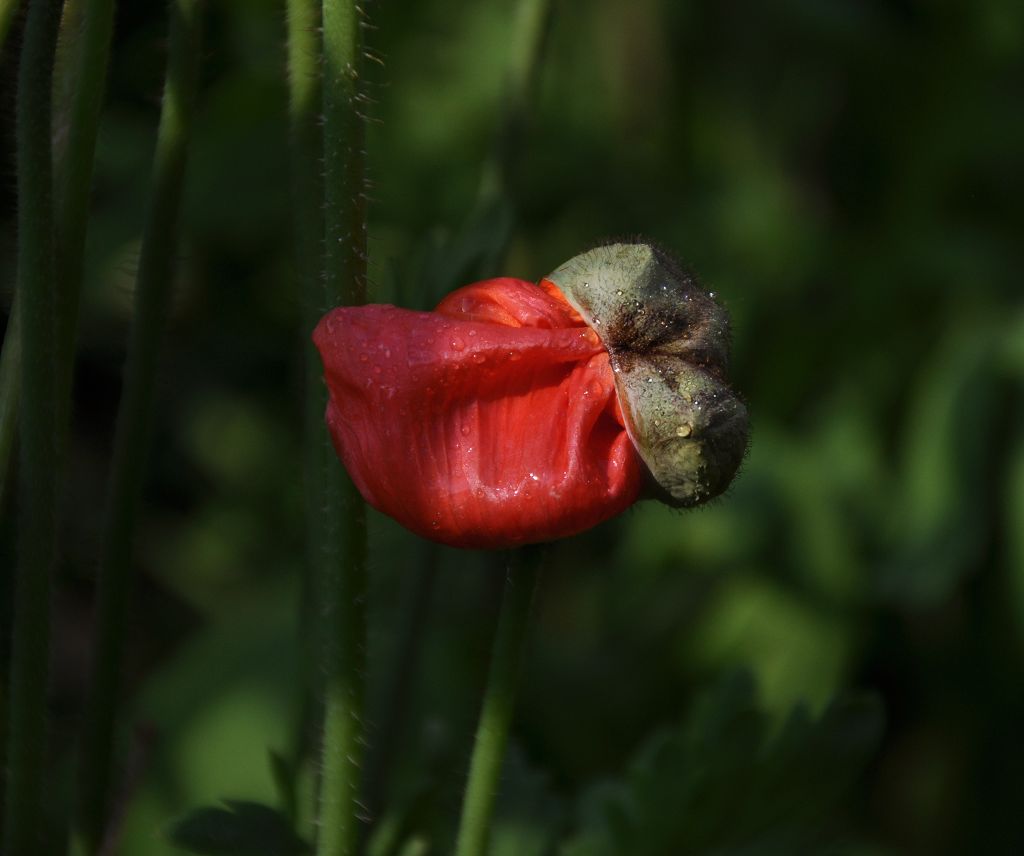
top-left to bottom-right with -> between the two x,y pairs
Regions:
313,242 -> 748,549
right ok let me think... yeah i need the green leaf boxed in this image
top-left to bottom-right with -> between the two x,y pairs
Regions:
560,673 -> 884,856
880,327 -> 1000,605
166,800 -> 311,855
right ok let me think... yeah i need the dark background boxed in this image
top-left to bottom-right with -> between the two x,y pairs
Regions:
2,0 -> 1023,853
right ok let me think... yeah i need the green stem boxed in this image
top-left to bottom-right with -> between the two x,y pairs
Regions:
286,0 -> 324,767
52,0 -> 117,435
0,0 -> 116,512
2,0 -> 62,853
454,548 -> 543,856
478,0 -> 554,203
74,2 -> 203,852
0,0 -> 20,57
316,0 -> 369,854
0,297 -> 21,514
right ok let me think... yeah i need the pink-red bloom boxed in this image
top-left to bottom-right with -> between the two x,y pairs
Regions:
314,241 -> 750,549
314,277 -> 644,548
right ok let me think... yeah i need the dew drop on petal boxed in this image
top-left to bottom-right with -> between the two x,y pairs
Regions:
451,336 -> 465,351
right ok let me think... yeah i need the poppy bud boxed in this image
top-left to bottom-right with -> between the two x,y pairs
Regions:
313,241 -> 748,549
544,241 -> 749,507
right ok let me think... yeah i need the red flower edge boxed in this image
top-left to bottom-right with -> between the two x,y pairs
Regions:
313,277 -> 644,549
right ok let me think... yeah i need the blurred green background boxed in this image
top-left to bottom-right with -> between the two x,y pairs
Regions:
2,0 -> 1024,853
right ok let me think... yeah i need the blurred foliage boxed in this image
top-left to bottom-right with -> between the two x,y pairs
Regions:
559,673 -> 883,856
167,800 -> 310,856
2,0 -> 1024,854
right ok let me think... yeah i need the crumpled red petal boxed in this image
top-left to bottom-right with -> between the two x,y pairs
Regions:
313,277 -> 644,549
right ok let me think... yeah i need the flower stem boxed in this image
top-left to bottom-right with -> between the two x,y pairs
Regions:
2,0 -> 63,853
52,0 -> 117,439
0,0 -> 117,510
285,0 -> 325,819
316,0 -> 369,853
286,0 -> 323,601
454,547 -> 544,856
74,2 -> 203,852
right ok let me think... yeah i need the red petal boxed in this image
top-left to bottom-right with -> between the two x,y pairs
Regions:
313,278 -> 643,549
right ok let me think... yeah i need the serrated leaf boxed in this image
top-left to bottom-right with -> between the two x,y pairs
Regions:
560,673 -> 884,856
166,800 -> 311,855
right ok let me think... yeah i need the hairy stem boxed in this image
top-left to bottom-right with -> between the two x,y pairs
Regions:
75,2 -> 203,852
285,0 -> 324,818
2,0 -> 62,852
454,548 -> 543,856
316,0 -> 369,854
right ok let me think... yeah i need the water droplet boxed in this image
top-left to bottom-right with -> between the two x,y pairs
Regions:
472,353 -> 486,365
583,281 -> 590,289
431,519 -> 441,530
615,289 -> 623,296
589,380 -> 604,396
676,423 -> 692,437
708,291 -> 717,299
451,336 -> 465,351
460,425 -> 470,437
468,329 -> 477,337
508,351 -> 521,361
359,353 -> 369,362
